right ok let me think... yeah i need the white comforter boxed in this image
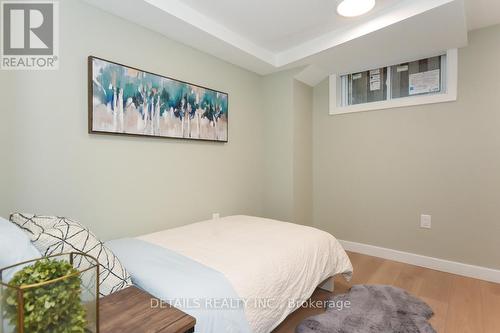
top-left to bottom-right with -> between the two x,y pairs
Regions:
138,215 -> 353,333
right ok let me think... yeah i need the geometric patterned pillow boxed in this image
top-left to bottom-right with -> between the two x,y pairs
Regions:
9,213 -> 132,297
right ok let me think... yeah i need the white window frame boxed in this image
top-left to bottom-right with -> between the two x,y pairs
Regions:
329,49 -> 458,115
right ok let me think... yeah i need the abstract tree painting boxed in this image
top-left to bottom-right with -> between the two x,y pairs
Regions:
89,56 -> 228,142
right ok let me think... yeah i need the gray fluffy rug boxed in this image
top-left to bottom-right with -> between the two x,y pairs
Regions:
296,285 -> 436,333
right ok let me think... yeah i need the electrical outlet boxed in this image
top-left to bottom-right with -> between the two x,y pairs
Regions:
420,214 -> 432,229
212,213 -> 220,220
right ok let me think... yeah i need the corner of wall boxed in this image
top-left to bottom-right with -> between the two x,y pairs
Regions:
260,70 -> 314,225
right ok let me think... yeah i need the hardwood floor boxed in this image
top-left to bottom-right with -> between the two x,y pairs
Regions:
272,251 -> 500,333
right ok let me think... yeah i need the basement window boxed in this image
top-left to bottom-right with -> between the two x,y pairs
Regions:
330,49 -> 458,115
342,67 -> 388,105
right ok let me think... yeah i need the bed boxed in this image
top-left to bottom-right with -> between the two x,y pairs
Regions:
106,215 -> 353,333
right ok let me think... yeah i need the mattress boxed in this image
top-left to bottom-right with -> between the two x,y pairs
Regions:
110,215 -> 353,333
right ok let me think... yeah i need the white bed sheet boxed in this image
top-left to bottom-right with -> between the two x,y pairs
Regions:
138,215 -> 353,333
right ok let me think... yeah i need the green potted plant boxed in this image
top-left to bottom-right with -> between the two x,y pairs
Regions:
1,253 -> 98,333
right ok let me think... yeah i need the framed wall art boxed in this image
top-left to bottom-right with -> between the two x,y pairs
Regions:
88,56 -> 228,142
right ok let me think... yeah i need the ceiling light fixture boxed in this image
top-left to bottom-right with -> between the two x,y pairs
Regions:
337,0 -> 376,17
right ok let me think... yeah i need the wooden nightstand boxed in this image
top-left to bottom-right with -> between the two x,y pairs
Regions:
100,286 -> 196,333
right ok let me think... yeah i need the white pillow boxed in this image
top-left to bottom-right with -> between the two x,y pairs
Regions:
0,217 -> 41,282
10,213 -> 132,297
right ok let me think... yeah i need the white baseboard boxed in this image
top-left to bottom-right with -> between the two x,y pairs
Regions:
339,239 -> 500,284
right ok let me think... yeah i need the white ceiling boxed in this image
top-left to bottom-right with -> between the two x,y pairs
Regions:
179,0 -> 400,52
465,0 -> 500,31
83,0 -> 499,85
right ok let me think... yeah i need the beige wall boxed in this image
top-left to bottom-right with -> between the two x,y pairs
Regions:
293,81 -> 313,225
312,25 -> 500,269
0,0 -> 266,240
261,71 -> 313,225
262,71 -> 295,222
0,73 -> 14,216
